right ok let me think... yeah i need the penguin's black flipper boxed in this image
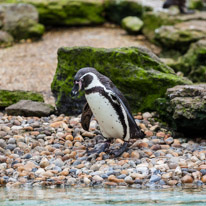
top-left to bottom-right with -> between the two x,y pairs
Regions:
81,103 -> 93,131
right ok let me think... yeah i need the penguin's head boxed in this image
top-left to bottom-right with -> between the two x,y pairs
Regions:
71,67 -> 98,96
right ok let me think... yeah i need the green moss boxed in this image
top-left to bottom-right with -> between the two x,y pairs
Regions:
27,23 -> 45,39
0,90 -> 44,108
51,46 -> 192,115
19,0 -> 105,26
172,40 -> 206,82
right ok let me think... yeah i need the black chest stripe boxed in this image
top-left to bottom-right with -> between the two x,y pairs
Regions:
85,87 -> 127,139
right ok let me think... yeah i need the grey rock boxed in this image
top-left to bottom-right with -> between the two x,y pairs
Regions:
149,175 -> 161,183
0,3 -> 44,40
157,84 -> 206,134
0,139 -> 6,149
0,30 -> 13,47
6,144 -> 16,151
8,138 -> 16,144
6,100 -> 55,117
121,16 -> 143,34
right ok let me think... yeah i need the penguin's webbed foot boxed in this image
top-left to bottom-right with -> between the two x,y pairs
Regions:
87,142 -> 110,155
110,142 -> 128,157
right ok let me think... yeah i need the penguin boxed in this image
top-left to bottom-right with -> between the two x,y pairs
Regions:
163,0 -> 194,14
71,67 -> 144,157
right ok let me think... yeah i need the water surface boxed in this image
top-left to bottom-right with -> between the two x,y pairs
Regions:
1,187 -> 206,206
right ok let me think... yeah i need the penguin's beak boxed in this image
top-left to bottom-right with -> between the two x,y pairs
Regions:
71,80 -> 82,96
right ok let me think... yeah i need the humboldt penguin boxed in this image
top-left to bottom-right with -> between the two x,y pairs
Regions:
71,67 -> 144,157
163,0 -> 194,14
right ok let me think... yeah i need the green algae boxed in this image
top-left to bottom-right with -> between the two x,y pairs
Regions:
0,90 -> 44,108
51,46 -> 192,115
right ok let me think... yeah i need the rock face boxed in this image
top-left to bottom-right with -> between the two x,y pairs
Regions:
155,20 -> 206,52
156,84 -> 206,134
121,16 -> 143,34
6,100 -> 55,117
51,46 -> 192,115
0,30 -> 13,47
17,0 -> 105,26
0,90 -> 44,108
0,3 -> 44,40
104,0 -> 152,24
172,39 -> 206,83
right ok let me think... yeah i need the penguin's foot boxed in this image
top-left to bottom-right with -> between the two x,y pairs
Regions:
180,9 -> 195,14
87,142 -> 110,155
110,142 -> 128,157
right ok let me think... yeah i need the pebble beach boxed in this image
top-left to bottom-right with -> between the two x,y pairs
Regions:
1,111 -> 206,189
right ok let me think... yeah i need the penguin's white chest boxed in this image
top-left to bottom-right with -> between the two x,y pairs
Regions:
85,93 -> 126,139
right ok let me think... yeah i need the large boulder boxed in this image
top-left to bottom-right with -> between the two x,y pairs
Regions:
6,100 -> 55,117
51,46 -> 192,115
0,90 -> 44,108
156,84 -> 206,135
121,16 -> 143,34
104,0 -> 152,24
142,11 -> 206,43
0,3 -> 45,40
171,39 -> 206,83
155,20 -> 206,52
10,0 -> 105,26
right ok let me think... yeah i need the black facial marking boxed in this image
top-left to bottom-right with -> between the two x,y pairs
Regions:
86,87 -> 127,139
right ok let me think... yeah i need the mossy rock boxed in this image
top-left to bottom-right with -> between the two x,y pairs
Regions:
104,0 -> 152,24
142,11 -> 206,43
0,90 -> 44,108
156,84 -> 206,135
154,20 -> 206,52
171,39 -> 206,82
51,46 -> 192,115
121,16 -> 143,34
0,3 -> 45,40
12,0 -> 105,26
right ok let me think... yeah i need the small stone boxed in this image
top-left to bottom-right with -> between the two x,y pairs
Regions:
0,140 -> 6,149
67,177 -> 76,186
149,175 -> 161,183
182,175 -> 193,183
145,130 -> 153,137
156,132 -> 165,138
165,137 -> 174,145
131,151 -> 140,159
124,176 -> 134,184
108,175 -> 124,183
82,132 -> 94,138
40,157 -> 50,168
122,152 -> 130,158
93,175 -> 103,182
201,175 -> 206,183
150,144 -> 161,151
84,177 -> 91,185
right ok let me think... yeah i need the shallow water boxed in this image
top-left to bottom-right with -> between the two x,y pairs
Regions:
1,187 -> 206,206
